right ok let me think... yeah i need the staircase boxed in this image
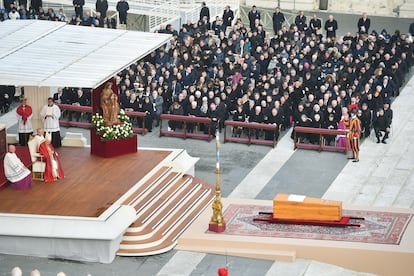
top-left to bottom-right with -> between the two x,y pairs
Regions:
117,166 -> 215,256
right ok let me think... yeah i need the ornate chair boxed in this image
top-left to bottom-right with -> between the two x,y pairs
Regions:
27,137 -> 46,181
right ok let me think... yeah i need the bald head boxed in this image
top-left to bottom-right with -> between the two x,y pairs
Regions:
8,145 -> 16,153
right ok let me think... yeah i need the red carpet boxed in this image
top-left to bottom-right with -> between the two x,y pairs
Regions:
223,204 -> 412,245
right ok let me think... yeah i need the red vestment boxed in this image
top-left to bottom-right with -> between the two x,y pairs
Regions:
16,104 -> 32,125
38,141 -> 64,182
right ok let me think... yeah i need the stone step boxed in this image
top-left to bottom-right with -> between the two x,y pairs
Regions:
132,172 -> 184,215
122,182 -> 204,240
117,182 -> 214,256
130,176 -> 193,230
124,178 -> 200,237
122,166 -> 172,206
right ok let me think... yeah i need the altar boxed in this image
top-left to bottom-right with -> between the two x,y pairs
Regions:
90,80 -> 138,158
90,129 -> 137,158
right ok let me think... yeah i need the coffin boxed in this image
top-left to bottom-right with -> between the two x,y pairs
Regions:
90,129 -> 137,158
273,194 -> 342,221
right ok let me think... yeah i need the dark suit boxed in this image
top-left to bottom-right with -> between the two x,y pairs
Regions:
324,19 -> 338,38
272,11 -> 285,34
73,0 -> 85,18
222,9 -> 234,27
96,0 -> 108,18
116,0 -> 129,24
357,17 -> 370,34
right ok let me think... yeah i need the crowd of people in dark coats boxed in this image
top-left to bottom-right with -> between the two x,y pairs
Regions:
2,2 -> 413,144
111,6 -> 413,142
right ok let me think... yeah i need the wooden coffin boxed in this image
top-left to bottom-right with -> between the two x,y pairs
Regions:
273,194 -> 342,221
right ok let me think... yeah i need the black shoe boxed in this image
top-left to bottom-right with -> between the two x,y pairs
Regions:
376,139 -> 380,144
382,140 -> 387,144
352,159 -> 359,162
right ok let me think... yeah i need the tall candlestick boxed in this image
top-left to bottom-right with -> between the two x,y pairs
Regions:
209,129 -> 226,232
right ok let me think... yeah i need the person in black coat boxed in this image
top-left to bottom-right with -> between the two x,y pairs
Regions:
324,14 -> 338,39
359,102 -> 372,138
310,113 -> 322,144
272,7 -> 285,34
309,14 -> 322,36
265,108 -> 282,141
248,5 -> 260,31
373,108 -> 391,143
232,105 -> 246,137
96,0 -> 108,18
383,100 -> 393,126
116,0 -> 129,25
30,0 -> 42,13
141,96 -> 154,132
222,5 -> 234,28
199,2 -> 209,22
53,87 -> 71,105
322,113 -> 337,145
73,0 -> 85,18
249,105 -> 264,139
357,13 -> 370,35
168,101 -> 184,131
294,11 -> 306,32
408,22 -> 414,36
4,0 -> 14,12
215,97 -> 227,132
207,102 -> 219,135
296,114 -> 312,142
187,101 -> 199,133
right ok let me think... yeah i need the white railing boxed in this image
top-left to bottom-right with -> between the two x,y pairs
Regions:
180,0 -> 240,29
38,0 -> 240,32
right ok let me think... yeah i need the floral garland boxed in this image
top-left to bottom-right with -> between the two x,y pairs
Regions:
91,109 -> 134,141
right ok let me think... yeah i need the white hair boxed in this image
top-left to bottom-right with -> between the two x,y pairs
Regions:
30,269 -> 41,276
11,267 -> 22,276
56,272 -> 67,276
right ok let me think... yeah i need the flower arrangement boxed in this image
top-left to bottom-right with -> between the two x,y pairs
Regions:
92,109 -> 134,141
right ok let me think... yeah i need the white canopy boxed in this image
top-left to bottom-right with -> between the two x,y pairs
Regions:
0,20 -> 171,88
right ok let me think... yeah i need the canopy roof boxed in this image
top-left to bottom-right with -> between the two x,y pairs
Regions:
0,20 -> 170,88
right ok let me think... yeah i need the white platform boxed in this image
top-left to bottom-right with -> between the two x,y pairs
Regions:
0,148 -> 198,263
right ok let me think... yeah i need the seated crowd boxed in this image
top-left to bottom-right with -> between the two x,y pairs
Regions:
110,8 -> 413,143
3,3 -> 412,145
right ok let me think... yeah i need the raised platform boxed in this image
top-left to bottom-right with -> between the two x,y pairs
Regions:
177,198 -> 414,276
0,147 -> 214,263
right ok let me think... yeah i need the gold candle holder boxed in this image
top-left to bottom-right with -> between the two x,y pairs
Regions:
209,129 -> 226,232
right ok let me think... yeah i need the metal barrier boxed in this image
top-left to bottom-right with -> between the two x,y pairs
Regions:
57,104 -> 148,134
159,114 -> 213,141
293,126 -> 348,153
224,120 -> 279,147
